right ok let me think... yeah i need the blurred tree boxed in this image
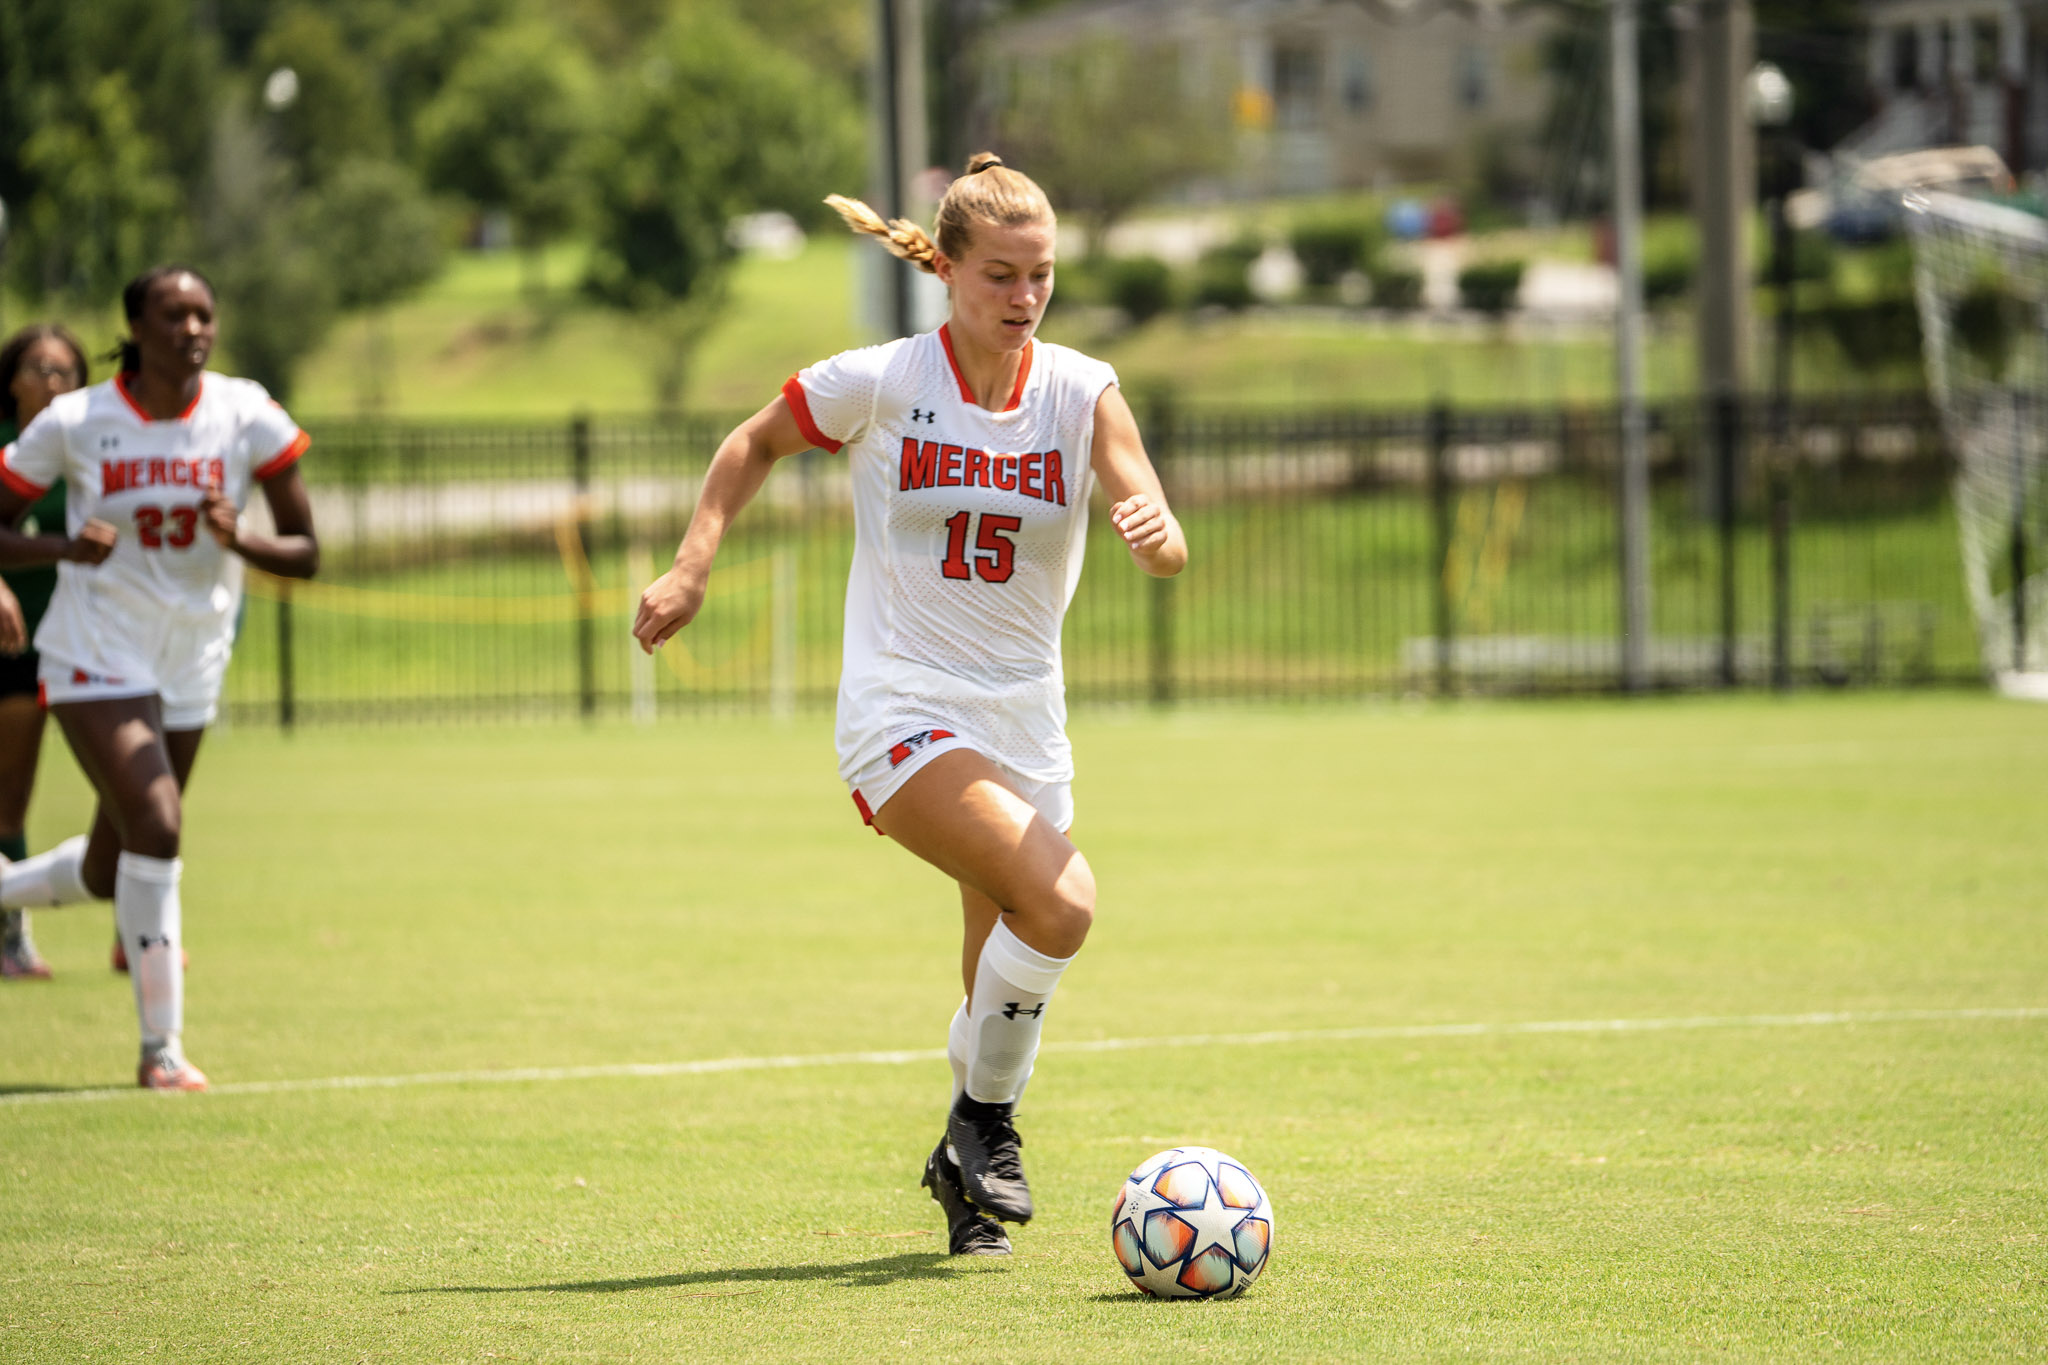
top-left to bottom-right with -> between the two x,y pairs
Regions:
416,19 -> 596,297
306,157 -> 448,410
0,0 -> 217,269
583,8 -> 861,410
993,35 -> 1230,253
194,102 -> 337,401
8,73 -> 184,307
251,5 -> 392,185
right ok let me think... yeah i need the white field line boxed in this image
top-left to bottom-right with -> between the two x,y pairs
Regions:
5,1005 -> 2043,1109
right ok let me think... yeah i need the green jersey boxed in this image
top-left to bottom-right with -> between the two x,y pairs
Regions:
0,420 -> 66,634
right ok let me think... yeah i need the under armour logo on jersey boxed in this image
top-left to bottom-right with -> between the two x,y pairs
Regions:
910,407 -> 936,424
1001,1001 -> 1044,1020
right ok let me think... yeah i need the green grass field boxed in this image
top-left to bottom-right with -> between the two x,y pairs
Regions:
3,696 -> 2044,1361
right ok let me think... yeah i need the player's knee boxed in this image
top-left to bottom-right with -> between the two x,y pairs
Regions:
1048,851 -> 1097,945
121,793 -> 182,860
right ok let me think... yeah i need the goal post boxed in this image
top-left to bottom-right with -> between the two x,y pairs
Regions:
1904,189 -> 2048,697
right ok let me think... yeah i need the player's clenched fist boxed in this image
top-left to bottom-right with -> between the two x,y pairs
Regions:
632,567 -> 706,654
200,477 -> 238,548
1111,493 -> 1169,559
61,518 -> 117,565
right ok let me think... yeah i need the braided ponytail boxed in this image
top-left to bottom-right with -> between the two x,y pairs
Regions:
823,194 -> 942,275
825,151 -> 1053,272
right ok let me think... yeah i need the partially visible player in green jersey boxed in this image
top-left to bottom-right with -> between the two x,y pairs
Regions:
0,324 -> 86,978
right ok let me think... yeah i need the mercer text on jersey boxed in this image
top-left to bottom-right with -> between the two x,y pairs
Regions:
898,438 -> 1067,504
101,457 -> 227,494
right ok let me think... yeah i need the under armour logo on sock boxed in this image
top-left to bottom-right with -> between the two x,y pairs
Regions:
910,407 -> 936,424
1001,1001 -> 1044,1020
136,934 -> 171,952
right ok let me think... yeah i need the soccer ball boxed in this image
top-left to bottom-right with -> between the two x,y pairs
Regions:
1109,1147 -> 1273,1298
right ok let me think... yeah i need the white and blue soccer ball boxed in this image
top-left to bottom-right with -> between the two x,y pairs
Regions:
1110,1146 -> 1273,1298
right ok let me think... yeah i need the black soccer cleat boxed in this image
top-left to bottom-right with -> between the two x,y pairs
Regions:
921,1139 -> 1011,1256
945,1094 -> 1033,1224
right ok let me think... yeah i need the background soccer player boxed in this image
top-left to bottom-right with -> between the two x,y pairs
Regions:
0,266 -> 319,1089
635,154 -> 1186,1255
0,324 -> 89,979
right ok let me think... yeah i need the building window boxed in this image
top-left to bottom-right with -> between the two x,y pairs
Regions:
1974,18 -> 1999,81
1273,42 -> 1323,129
1342,50 -> 1374,114
1459,45 -> 1490,109
1892,26 -> 1919,91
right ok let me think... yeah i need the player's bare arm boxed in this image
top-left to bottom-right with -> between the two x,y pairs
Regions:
633,395 -> 813,653
201,468 -> 318,579
0,485 -> 115,568
1090,385 -> 1187,577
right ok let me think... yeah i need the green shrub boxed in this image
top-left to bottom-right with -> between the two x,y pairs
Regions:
1457,258 -> 1525,314
1369,264 -> 1423,311
1102,255 -> 1175,324
1288,215 -> 1382,288
1192,238 -> 1259,310
1643,253 -> 1695,306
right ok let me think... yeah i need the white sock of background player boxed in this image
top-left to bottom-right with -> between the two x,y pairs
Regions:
116,853 -> 185,1055
962,919 -> 1072,1107
0,834 -> 91,909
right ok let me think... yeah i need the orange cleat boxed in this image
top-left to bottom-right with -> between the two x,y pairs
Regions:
137,1046 -> 208,1092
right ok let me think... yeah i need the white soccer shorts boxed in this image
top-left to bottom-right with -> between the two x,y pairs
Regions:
847,727 -> 1073,836
37,599 -> 234,731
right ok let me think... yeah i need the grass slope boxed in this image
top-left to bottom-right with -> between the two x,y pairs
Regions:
2,696 -> 2043,1361
279,234 -> 1917,421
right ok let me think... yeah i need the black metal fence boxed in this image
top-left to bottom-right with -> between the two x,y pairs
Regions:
221,392 -> 1979,726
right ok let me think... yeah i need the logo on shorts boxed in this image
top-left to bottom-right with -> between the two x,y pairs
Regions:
887,729 -> 955,767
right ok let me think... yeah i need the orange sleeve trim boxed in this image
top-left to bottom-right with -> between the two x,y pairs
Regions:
255,429 -> 311,481
781,375 -> 843,454
0,460 -> 49,501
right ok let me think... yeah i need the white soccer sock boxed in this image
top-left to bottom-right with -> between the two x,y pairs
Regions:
1,835 -> 91,909
947,998 -> 971,1103
963,919 -> 1073,1106
115,853 -> 183,1052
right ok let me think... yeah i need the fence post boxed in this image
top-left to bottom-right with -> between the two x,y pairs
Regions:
277,588 -> 295,732
1769,460 -> 1792,691
572,414 -> 596,721
1145,391 -> 1176,707
1715,394 -> 1740,687
1428,401 -> 1454,696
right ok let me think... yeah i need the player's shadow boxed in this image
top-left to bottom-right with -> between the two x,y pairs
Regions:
404,1251 -> 988,1296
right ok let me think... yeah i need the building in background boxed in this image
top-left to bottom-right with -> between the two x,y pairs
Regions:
991,0 -> 1556,199
1857,1 -> 2048,172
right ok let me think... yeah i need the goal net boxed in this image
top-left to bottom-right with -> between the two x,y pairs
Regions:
1905,189 -> 2048,698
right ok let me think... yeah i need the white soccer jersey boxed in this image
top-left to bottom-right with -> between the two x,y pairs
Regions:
1,372 -> 308,634
786,326 -> 1118,786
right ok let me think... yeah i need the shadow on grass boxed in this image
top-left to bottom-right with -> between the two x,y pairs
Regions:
0,1083 -> 102,1096
401,1251 -> 993,1296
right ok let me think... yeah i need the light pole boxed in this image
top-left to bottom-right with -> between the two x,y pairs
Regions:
1612,0 -> 1650,692
1748,60 -> 1796,690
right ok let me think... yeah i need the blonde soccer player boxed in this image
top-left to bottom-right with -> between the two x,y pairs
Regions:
634,154 -> 1187,1255
0,266 -> 319,1090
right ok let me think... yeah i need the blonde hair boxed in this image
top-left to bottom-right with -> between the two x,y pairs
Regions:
824,152 -> 1053,275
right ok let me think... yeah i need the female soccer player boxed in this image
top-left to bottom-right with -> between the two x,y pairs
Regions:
0,324 -> 89,979
0,266 -> 319,1090
633,154 -> 1186,1255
